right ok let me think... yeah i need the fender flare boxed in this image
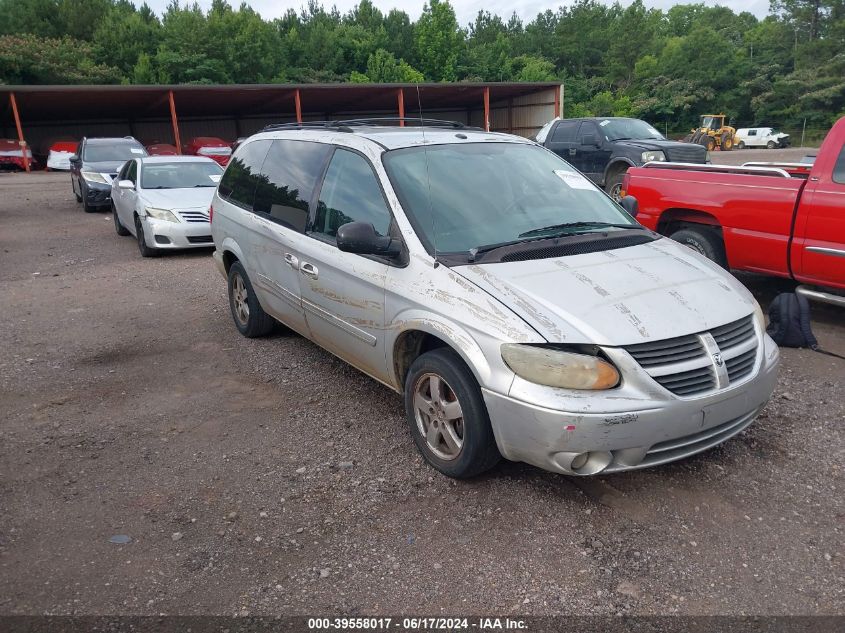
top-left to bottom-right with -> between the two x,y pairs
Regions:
602,158 -> 635,186
219,236 -> 247,273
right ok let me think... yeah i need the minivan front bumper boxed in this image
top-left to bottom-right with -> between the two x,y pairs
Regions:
483,334 -> 779,475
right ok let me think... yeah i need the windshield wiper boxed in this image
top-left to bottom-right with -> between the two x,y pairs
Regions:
518,221 -> 642,238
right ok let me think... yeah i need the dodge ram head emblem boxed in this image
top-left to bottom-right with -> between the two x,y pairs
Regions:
712,352 -> 724,367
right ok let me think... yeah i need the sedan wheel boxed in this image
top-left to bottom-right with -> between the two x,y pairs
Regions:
412,372 -> 464,460
135,216 -> 159,258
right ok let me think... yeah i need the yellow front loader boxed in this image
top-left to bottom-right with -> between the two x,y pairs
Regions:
683,114 -> 737,151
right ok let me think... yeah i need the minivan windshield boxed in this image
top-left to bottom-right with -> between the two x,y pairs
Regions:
141,161 -> 223,189
383,142 -> 639,255
600,119 -> 664,141
84,143 -> 147,162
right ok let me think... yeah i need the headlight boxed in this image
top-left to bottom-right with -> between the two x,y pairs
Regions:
753,301 -> 766,331
501,344 -> 620,390
81,171 -> 109,184
641,151 -> 666,162
145,206 -> 179,223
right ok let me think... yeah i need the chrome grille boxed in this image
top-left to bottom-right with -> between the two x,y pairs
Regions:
177,209 -> 210,223
665,145 -> 707,163
623,315 -> 758,397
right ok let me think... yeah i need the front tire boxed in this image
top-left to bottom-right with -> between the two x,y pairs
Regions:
670,227 -> 728,268
767,140 -> 776,149
404,348 -> 500,479
227,261 -> 274,338
73,178 -> 82,203
135,215 -> 159,258
81,184 -> 96,213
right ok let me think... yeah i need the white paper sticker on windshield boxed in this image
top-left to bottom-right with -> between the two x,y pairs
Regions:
554,169 -> 594,190
130,148 -> 144,154
209,174 -> 222,183
599,120 -> 610,127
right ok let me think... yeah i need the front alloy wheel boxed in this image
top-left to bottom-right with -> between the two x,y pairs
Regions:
412,373 -> 464,460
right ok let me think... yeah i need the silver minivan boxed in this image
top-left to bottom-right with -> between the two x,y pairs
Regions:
211,121 -> 779,478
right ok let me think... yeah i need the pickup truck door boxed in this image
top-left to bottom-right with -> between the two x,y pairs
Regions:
791,142 -> 845,290
574,121 -> 611,183
545,120 -> 583,171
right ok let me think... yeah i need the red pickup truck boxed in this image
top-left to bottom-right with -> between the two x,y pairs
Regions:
622,116 -> 845,307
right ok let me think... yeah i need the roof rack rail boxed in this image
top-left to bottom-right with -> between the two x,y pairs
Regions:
259,117 -> 478,134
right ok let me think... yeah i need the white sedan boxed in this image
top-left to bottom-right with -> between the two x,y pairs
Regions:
111,156 -> 222,257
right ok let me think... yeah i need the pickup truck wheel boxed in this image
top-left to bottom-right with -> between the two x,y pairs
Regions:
767,140 -> 776,149
405,348 -> 500,479
670,227 -> 728,268
605,171 -> 626,201
227,261 -> 274,338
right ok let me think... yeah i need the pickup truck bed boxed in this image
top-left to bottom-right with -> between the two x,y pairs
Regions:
623,118 -> 845,304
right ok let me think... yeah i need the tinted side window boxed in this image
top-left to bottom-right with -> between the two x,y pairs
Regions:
218,139 -> 272,211
576,122 -> 597,141
551,121 -> 581,143
833,144 -> 845,185
312,149 -> 392,241
748,130 -> 757,137
252,140 -> 330,232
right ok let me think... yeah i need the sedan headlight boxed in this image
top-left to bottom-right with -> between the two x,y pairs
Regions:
81,171 -> 109,184
641,150 -> 666,162
501,344 -> 620,390
145,206 -> 179,223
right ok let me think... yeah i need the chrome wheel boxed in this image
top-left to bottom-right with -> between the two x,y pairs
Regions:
232,272 -> 250,325
413,372 -> 464,461
609,182 -> 623,202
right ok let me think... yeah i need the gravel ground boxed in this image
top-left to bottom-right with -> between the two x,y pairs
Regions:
0,171 -> 843,616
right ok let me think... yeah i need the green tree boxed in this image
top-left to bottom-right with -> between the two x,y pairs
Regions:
415,0 -> 461,81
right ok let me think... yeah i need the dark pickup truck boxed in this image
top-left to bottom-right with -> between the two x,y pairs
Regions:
534,117 -> 708,199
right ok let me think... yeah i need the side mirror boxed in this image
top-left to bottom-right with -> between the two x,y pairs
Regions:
581,134 -> 598,147
118,179 -> 134,190
619,195 -> 639,218
336,221 -> 401,258
70,154 -> 79,163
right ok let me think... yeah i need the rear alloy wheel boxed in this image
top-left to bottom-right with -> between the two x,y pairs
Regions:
227,261 -> 275,338
135,216 -> 159,258
405,348 -> 500,478
112,204 -> 130,236
670,227 -> 728,269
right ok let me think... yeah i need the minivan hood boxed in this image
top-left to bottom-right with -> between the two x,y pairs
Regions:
140,187 -> 215,210
456,238 -> 755,346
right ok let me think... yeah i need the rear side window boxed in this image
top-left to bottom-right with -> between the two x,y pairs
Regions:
312,149 -> 392,241
218,140 -> 271,211
253,140 -> 330,232
551,121 -> 580,143
833,144 -> 845,185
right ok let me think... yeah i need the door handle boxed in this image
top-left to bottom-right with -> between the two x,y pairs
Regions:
569,148 -> 577,156
284,253 -> 299,268
299,262 -> 318,279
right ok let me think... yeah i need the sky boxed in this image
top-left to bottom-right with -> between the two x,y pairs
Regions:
143,0 -> 772,26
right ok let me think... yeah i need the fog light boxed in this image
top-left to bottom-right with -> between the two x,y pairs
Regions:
570,452 -> 589,470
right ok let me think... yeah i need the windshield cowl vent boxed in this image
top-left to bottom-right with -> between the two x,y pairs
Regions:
499,233 -> 655,262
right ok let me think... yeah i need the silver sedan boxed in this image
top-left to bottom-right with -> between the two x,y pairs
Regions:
111,156 -> 222,257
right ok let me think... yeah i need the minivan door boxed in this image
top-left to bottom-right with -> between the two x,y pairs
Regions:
295,147 -> 391,382
246,139 -> 331,338
791,142 -> 845,289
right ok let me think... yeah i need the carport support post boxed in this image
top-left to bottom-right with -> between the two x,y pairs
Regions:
9,92 -> 30,172
397,88 -> 405,126
295,89 -> 302,124
168,90 -> 182,155
555,84 -> 562,118
483,86 -> 490,132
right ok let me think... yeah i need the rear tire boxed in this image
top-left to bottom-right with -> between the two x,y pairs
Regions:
113,204 -> 130,236
669,227 -> 728,269
227,261 -> 274,338
404,348 -> 501,479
